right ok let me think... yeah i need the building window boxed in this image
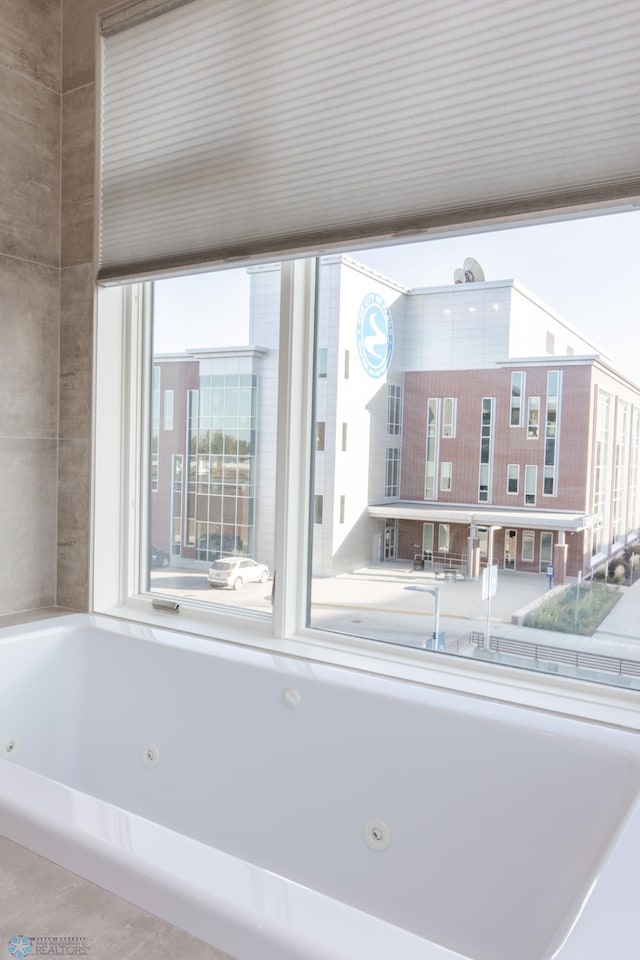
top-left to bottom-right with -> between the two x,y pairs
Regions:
163,389 -> 174,430
341,422 -> 348,452
438,523 -> 450,552
510,372 -> 524,427
527,397 -> 540,439
546,331 -> 555,354
442,398 -> 456,438
151,365 -> 160,491
593,391 -> 611,557
425,398 -> 439,499
422,522 -> 434,558
387,384 -> 403,435
524,464 -> 537,505
478,397 -> 494,502
507,463 -> 519,494
316,421 -> 326,451
612,401 -> 629,542
522,530 -> 535,562
440,461 -> 452,491
339,495 -> 345,524
385,448 -> 400,497
170,454 -> 183,554
317,347 -> 328,378
543,371 -> 561,495
314,495 -> 324,524
344,349 -> 350,379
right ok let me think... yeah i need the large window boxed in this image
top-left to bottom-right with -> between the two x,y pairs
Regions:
384,448 -> 400,497
93,210 -> 640,707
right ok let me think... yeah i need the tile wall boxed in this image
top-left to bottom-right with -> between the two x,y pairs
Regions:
0,0 -> 60,615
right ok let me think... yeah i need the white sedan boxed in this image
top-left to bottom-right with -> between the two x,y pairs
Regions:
208,557 -> 269,590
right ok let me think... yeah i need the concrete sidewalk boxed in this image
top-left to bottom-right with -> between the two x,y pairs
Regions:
310,561 -> 640,667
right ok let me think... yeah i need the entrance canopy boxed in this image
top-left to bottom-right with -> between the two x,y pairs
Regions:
368,501 -> 595,533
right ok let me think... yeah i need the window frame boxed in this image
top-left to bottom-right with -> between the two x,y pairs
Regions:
92,241 -> 640,734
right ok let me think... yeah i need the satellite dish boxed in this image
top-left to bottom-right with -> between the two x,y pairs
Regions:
454,257 -> 486,283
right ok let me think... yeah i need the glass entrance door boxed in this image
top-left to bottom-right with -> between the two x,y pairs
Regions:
504,529 -> 517,569
539,531 -> 553,572
384,520 -> 397,560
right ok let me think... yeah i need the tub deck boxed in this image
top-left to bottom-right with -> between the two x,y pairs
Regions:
1,613 -> 640,959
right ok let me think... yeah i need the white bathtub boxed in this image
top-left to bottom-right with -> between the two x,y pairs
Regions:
1,613 -> 640,959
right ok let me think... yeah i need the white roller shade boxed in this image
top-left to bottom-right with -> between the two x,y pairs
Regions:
99,0 -> 640,280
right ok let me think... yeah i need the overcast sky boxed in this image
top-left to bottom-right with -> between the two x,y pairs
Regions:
155,209 -> 640,380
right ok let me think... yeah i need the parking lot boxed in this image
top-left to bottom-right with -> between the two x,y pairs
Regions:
150,560 -> 551,648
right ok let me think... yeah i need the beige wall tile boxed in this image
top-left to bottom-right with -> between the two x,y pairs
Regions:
0,0 -> 61,92
62,84 -> 96,267
0,255 -> 59,440
57,437 -> 91,610
60,264 -> 95,439
0,438 -> 57,614
0,64 -> 60,265
62,0 -> 115,94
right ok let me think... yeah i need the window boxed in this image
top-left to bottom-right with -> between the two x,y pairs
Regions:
544,371 -> 561,496
425,398 -> 439,499
442,398 -> 456,438
385,448 -> 400,497
387,384 -> 402,435
524,464 -> 537,505
522,530 -> 535,563
546,331 -> 555,354
438,523 -> 450,552
344,350 -> 350,379
163,389 -> 174,430
422,522 -> 434,558
527,397 -> 540,439
151,366 -> 160,491
593,392 -> 611,557
612,401 -> 629,542
510,372 -> 524,427
317,347 -> 328,378
478,397 -> 494,502
93,209 -> 640,710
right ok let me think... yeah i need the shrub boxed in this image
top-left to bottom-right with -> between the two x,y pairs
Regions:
523,582 -> 621,636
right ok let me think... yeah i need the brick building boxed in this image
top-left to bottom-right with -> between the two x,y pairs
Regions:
151,256 -> 640,582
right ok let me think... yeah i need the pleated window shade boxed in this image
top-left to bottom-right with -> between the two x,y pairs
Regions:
99,0 -> 640,281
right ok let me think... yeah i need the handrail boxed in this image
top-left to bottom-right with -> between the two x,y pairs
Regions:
468,632 -> 640,678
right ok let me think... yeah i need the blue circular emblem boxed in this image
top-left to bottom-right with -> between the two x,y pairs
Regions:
356,293 -> 393,379
8,938 -> 32,960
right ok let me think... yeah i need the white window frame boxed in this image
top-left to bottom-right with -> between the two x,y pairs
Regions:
507,463 -> 519,495
93,253 -> 640,733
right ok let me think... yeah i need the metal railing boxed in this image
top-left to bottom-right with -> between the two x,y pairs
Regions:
466,631 -> 640,678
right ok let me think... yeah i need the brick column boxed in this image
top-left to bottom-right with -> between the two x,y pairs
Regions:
552,542 -> 568,585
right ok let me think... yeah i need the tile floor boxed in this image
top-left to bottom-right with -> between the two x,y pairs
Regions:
0,836 -> 235,960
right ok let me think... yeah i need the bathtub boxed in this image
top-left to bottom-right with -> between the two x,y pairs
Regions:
1,613 -> 640,959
